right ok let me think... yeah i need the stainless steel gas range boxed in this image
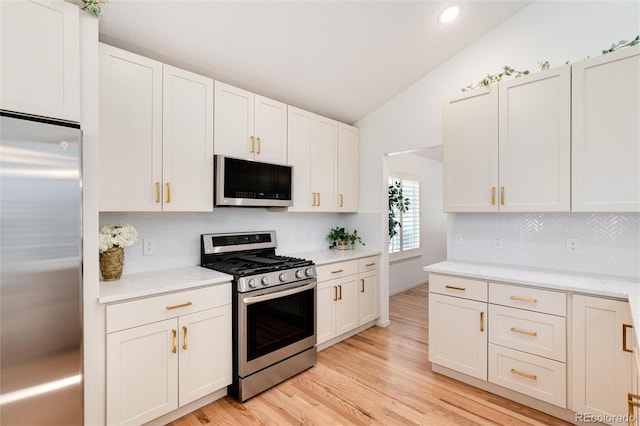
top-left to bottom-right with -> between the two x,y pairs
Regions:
200,231 -> 317,401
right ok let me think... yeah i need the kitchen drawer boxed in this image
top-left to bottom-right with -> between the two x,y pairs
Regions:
429,274 -> 487,302
107,284 -> 231,333
489,344 -> 566,408
489,282 -> 566,316
316,260 -> 358,282
489,305 -> 566,362
358,256 -> 379,272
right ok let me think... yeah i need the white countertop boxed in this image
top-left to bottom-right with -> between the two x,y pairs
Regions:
291,248 -> 382,266
424,260 -> 640,350
99,266 -> 233,304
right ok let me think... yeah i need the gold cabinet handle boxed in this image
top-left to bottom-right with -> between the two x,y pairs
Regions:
172,329 -> 177,354
250,136 -> 255,153
182,326 -> 188,350
256,137 -> 261,154
445,285 -> 466,291
166,182 -> 171,203
312,192 -> 317,207
491,186 -> 496,205
365,263 -> 376,267
510,295 -> 537,304
361,278 -> 365,293
623,323 -> 634,353
317,192 -> 320,206
333,286 -> 337,301
511,327 -> 538,337
339,194 -> 344,207
338,285 -> 342,300
500,186 -> 505,205
480,311 -> 484,332
331,269 -> 344,274
166,301 -> 193,310
155,182 -> 161,203
510,368 -> 536,381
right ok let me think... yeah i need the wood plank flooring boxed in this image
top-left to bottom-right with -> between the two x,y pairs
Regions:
169,284 -> 571,425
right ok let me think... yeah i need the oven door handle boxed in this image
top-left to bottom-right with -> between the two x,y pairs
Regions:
243,281 -> 317,305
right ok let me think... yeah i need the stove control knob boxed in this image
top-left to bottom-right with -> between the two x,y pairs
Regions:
261,276 -> 270,286
247,278 -> 257,289
305,268 -> 314,277
279,272 -> 288,282
295,270 -> 304,279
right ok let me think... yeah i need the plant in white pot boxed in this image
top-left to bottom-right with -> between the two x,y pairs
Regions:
327,226 -> 364,250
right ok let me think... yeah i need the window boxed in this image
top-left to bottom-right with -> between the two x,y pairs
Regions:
389,175 -> 420,261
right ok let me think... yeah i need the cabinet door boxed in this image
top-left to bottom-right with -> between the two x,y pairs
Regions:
498,66 -> 570,212
571,295 -> 634,420
358,270 -> 378,325
572,46 -> 640,212
0,0 -> 79,121
99,43 -> 163,211
163,65 -> 214,212
443,88 -> 498,212
429,293 -> 487,380
335,275 -> 359,336
311,116 -> 338,212
287,106 -> 313,211
214,81 -> 254,160
107,319 -> 178,425
178,305 -> 232,406
254,95 -> 287,164
317,280 -> 337,345
337,123 -> 359,212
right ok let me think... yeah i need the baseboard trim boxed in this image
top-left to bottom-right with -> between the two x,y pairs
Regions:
143,388 -> 227,425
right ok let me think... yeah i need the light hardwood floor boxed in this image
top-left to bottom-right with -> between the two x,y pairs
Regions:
169,284 -> 571,425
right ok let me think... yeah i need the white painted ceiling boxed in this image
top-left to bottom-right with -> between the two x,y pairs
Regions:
97,1 -> 530,124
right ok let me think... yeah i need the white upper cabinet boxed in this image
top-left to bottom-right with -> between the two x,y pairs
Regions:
1,0 -> 79,121
288,106 -> 337,212
443,87 -> 498,212
214,81 -> 287,164
498,66 -> 571,212
337,123 -> 359,212
99,44 -> 213,212
572,46 -> 640,212
443,66 -> 570,213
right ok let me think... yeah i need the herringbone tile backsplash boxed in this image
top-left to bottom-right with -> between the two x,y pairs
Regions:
449,213 -> 640,278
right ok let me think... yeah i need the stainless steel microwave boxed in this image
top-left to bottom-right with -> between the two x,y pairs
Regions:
214,155 -> 293,207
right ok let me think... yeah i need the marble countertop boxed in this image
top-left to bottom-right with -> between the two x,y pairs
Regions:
291,248 -> 382,266
424,260 -> 640,352
99,266 -> 233,304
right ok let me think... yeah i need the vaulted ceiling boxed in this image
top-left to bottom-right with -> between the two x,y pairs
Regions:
98,1 -> 530,124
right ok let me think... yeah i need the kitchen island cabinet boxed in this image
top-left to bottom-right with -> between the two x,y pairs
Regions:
0,0 -> 80,122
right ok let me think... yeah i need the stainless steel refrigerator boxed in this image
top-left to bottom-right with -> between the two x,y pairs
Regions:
0,111 -> 83,425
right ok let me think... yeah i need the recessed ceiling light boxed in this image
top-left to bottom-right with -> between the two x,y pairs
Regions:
438,5 -> 460,24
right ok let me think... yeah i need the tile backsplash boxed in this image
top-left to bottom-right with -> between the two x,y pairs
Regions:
448,213 -> 640,278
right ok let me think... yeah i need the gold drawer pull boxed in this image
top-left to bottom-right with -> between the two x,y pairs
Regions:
339,193 -> 344,207
338,285 -> 342,300
250,136 -> 255,153
365,263 -> 376,267
511,368 -> 536,381
182,326 -> 188,350
623,323 -> 634,353
166,182 -> 171,203
500,186 -> 505,205
331,269 -> 344,274
491,186 -> 496,205
480,311 -> 484,332
333,286 -> 338,301
155,182 -> 161,203
445,285 -> 466,291
256,137 -> 261,154
361,278 -> 365,292
172,329 -> 177,354
511,327 -> 538,337
510,295 -> 537,304
166,301 -> 193,310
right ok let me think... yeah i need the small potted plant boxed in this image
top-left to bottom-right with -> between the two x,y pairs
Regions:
327,226 -> 365,250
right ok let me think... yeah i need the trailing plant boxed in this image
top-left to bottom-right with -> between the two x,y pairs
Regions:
327,226 -> 364,249
462,66 -> 529,92
388,181 -> 410,239
81,0 -> 108,18
603,35 -> 640,54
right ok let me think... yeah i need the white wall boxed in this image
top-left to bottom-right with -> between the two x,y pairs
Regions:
387,153 -> 447,294
357,0 -> 640,279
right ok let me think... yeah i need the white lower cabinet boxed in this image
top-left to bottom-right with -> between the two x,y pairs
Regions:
317,256 -> 380,347
106,285 -> 231,425
571,295 -> 634,424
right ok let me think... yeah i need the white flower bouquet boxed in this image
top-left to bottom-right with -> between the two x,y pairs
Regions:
99,224 -> 138,253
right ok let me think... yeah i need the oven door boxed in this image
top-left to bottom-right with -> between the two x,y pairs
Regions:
238,279 -> 316,377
